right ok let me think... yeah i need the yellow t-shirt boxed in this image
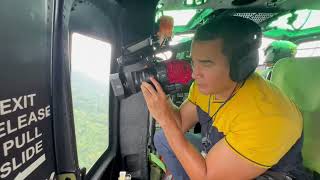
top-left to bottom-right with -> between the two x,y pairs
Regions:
188,72 -> 303,168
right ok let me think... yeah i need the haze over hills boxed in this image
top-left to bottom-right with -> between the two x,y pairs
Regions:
71,71 -> 110,170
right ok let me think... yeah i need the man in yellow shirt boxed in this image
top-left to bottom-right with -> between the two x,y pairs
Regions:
141,16 -> 308,179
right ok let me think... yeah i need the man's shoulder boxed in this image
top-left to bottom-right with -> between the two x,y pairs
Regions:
239,72 -> 290,106
232,73 -> 302,125
232,73 -> 302,133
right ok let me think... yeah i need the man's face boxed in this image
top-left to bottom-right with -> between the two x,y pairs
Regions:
191,39 -> 236,95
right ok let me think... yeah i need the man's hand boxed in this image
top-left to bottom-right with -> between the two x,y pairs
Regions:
140,77 -> 175,127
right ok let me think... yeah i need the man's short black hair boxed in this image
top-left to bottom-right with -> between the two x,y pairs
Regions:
194,16 -> 262,63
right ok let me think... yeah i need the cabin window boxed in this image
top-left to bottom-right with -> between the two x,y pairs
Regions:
296,40 -> 320,57
70,33 -> 111,171
268,10 -> 320,30
157,10 -> 197,26
170,33 -> 194,46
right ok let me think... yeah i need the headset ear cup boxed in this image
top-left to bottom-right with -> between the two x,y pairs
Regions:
229,50 -> 259,82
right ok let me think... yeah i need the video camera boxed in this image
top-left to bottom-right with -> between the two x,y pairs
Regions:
110,35 -> 193,99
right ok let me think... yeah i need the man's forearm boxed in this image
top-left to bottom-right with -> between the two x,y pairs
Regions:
161,118 -> 207,179
169,100 -> 183,130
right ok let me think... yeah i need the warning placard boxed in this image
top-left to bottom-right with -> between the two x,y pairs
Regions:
0,93 -> 54,179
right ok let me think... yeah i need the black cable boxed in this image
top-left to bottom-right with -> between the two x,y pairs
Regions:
202,81 -> 246,153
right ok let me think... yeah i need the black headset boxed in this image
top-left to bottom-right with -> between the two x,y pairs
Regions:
225,17 -> 262,83
229,30 -> 262,82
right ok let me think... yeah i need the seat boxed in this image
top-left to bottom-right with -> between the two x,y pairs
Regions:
259,67 -> 273,80
271,57 -> 320,174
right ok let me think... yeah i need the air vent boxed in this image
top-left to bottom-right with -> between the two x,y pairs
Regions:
232,0 -> 258,6
233,12 -> 277,24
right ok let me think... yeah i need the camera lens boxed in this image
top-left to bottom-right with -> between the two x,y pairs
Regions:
133,69 -> 155,90
154,62 -> 168,85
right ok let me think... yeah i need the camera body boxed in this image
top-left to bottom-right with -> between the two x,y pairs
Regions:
110,36 -> 192,98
